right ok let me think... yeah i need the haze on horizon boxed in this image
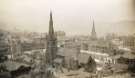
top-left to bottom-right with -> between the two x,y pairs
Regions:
0,0 -> 135,36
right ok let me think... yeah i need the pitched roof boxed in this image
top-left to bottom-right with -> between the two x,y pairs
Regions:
57,48 -> 78,57
78,53 -> 91,64
57,48 -> 93,64
122,52 -> 135,59
54,58 -> 63,64
4,61 -> 29,71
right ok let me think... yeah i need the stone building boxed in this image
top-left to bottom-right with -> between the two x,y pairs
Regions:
43,12 -> 97,76
56,48 -> 97,72
123,36 -> 135,49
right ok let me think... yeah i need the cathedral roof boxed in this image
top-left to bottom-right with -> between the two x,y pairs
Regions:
57,48 -> 93,64
57,48 -> 78,57
78,53 -> 91,64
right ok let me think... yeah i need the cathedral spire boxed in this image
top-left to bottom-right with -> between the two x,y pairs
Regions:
49,11 -> 54,36
91,19 -> 97,40
92,20 -> 95,34
45,11 -> 57,65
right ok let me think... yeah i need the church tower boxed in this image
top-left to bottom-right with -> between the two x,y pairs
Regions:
45,11 -> 57,65
91,20 -> 97,40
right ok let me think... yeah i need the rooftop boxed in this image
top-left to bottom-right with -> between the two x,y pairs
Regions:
80,50 -> 109,57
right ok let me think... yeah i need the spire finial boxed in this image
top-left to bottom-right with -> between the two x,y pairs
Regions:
91,18 -> 97,40
49,11 -> 54,35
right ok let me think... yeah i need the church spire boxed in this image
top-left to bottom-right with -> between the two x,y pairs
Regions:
45,11 -> 57,65
92,20 -> 96,34
49,11 -> 54,36
91,19 -> 97,40
92,20 -> 95,34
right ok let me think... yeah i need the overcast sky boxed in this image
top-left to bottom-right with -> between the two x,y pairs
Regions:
0,0 -> 135,36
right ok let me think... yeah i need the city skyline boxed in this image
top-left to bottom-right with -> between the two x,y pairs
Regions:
0,0 -> 135,36
0,1 -> 135,78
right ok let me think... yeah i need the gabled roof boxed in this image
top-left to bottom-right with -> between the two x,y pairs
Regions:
54,58 -> 63,64
4,61 -> 29,71
57,48 -> 78,57
57,48 -> 93,64
78,53 -> 91,64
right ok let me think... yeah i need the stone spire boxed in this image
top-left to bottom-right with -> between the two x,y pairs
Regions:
49,11 -> 54,37
91,20 -> 97,40
45,11 -> 57,65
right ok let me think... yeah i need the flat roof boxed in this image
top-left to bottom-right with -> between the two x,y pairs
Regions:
80,50 -> 109,57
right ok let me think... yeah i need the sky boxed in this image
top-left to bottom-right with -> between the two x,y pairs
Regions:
0,0 -> 135,36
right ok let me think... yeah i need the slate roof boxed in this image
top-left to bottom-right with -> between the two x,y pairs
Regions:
54,58 -> 63,64
113,52 -> 135,59
57,48 -> 78,57
78,53 -> 91,64
4,61 -> 29,71
122,52 -> 135,59
57,48 -> 92,64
